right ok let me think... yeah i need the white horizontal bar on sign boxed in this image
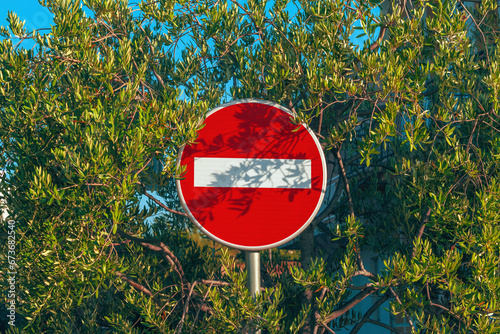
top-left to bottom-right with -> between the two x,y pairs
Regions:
194,157 -> 312,188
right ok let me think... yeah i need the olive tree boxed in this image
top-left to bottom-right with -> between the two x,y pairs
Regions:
0,0 -> 214,332
1,0 -> 500,333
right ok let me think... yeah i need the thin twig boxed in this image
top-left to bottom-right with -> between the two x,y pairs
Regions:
189,283 -> 213,333
333,146 -> 367,273
139,182 -> 188,217
389,287 -> 414,328
230,0 -> 266,42
412,207 -> 432,258
137,25 -> 165,88
175,281 -> 197,334
417,207 -> 432,239
333,147 -> 355,217
322,323 -> 337,334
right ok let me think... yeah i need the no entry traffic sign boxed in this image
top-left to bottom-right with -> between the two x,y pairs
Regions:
176,99 -> 327,250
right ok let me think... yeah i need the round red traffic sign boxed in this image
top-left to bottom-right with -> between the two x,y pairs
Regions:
176,99 -> 326,250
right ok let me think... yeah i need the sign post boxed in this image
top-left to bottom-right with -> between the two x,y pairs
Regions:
176,99 -> 327,330
245,250 -> 261,334
245,251 -> 260,298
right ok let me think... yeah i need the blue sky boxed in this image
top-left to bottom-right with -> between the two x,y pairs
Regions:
0,1 -> 53,49
1,1 -> 378,50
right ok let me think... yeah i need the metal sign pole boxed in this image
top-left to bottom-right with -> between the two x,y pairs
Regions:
245,250 -> 261,333
245,251 -> 261,297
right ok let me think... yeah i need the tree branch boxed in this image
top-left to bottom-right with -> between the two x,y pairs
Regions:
175,281 -> 197,334
189,282 -> 214,333
389,287 -> 414,328
412,207 -> 431,258
426,282 -> 464,322
349,283 -> 374,290
229,0 -> 266,42
323,287 -> 377,323
333,147 -> 355,218
312,165 -> 343,227
116,230 -> 220,319
366,319 -> 404,334
350,294 -> 390,334
369,27 -> 387,52
417,207 -> 432,239
321,323 -> 337,334
116,228 -> 188,289
137,25 -> 166,89
333,147 -> 369,274
200,279 -> 230,286
115,271 -> 162,307
328,175 -> 371,216
352,269 -> 376,280
313,287 -> 330,334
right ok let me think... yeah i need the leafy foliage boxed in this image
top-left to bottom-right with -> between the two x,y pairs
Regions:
0,0 -> 499,333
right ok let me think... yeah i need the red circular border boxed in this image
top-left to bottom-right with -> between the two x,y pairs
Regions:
176,99 -> 327,250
